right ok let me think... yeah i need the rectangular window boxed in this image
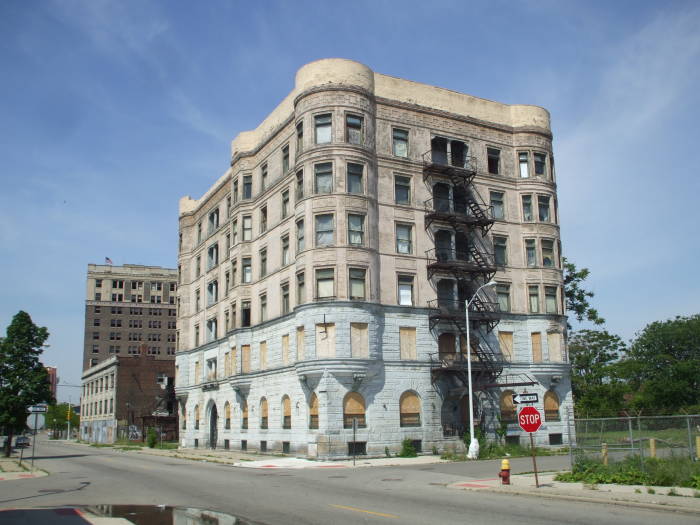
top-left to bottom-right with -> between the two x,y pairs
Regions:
233,179 -> 239,203
315,322 -> 336,358
260,295 -> 267,323
231,259 -> 237,287
226,195 -> 231,218
350,323 -> 369,358
95,279 -> 102,288
242,215 -> 252,241
346,114 -> 363,144
282,334 -> 290,365
396,224 -> 413,254
528,285 -> 540,313
232,219 -> 238,244
347,214 -> 364,246
297,272 -> 305,304
207,244 -> 219,269
525,238 -> 537,267
225,271 -> 230,296
490,191 -> 504,220
296,121 -> 303,154
493,236 -> 507,266
242,301 -> 251,327
208,209 -> 220,233
496,284 -> 511,312
197,222 -> 202,244
296,219 -> 305,252
399,327 -> 417,360
314,113 -> 332,144
315,268 -> 334,299
487,147 -> 500,175
545,286 -> 558,314
349,268 -> 366,300
538,195 -> 551,222
499,331 -> 514,361
260,206 -> 267,233
194,324 -> 200,346
281,283 -> 290,314
207,318 -> 217,342
347,163 -> 363,194
398,275 -> 414,306
394,175 -> 410,205
531,332 -> 542,362
296,170 -> 304,201
281,235 -> 290,266
281,190 -> 290,219
519,152 -> 529,178
534,152 -> 547,176
242,258 -> 252,283
296,326 -> 305,361
260,163 -> 268,191
522,195 -> 533,221
207,280 -> 218,305
315,214 -> 334,247
259,249 -> 267,277
314,162 -> 333,194
541,239 -> 555,267
241,344 -> 251,373
282,145 -> 289,174
392,128 -> 408,157
242,175 -> 252,200
225,233 -> 231,253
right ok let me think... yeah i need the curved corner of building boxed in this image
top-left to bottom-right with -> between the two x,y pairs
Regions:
294,58 -> 375,94
510,104 -> 551,131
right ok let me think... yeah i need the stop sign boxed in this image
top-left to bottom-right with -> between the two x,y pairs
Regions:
518,406 -> 542,433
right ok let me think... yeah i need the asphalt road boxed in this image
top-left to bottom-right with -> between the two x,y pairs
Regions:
1,438 -> 695,524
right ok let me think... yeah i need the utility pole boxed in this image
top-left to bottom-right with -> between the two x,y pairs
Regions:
66,399 -> 72,440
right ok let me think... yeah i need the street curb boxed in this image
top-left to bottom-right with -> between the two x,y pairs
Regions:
450,484 -> 700,516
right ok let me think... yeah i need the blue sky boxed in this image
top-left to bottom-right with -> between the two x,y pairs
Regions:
1,0 -> 698,402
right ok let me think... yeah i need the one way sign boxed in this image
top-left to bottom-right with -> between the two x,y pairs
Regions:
512,393 -> 538,405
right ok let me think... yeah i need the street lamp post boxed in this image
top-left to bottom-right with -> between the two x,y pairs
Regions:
465,280 -> 497,460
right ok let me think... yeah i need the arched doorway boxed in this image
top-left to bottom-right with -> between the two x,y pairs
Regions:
209,404 -> 218,449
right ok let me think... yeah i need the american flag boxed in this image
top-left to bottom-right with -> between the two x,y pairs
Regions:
105,257 -> 113,265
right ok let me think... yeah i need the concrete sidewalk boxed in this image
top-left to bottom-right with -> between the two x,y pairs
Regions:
450,472 -> 700,515
0,456 -> 48,481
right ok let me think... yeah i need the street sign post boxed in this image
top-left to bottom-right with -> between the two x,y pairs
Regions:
518,406 -> 542,488
27,405 -> 47,414
512,393 -> 539,405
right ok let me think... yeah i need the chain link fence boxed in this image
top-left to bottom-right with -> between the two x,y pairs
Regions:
568,415 -> 700,467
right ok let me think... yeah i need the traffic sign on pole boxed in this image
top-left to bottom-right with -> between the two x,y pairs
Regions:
518,406 -> 542,433
512,393 -> 538,405
27,405 -> 47,414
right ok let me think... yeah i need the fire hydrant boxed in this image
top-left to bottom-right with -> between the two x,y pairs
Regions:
498,458 -> 511,485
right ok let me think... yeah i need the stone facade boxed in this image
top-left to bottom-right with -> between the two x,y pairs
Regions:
175,59 -> 573,457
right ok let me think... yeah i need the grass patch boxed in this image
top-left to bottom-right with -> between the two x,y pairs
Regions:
89,443 -> 113,448
441,442 -> 555,461
555,455 -> 700,489
115,446 -> 141,451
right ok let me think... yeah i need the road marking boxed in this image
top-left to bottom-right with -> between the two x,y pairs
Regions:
330,504 -> 398,519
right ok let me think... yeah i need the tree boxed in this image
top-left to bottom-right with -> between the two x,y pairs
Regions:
618,315 -> 700,413
0,311 -> 52,456
563,258 -> 605,329
45,403 -> 80,437
568,329 -> 628,417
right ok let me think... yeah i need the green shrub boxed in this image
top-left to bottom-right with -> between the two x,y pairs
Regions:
146,427 -> 158,448
398,439 -> 417,458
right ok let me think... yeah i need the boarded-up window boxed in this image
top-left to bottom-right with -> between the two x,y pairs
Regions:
500,390 -> 516,422
547,332 -> 561,362
460,335 -> 478,361
260,341 -> 267,370
399,327 -> 417,360
499,331 -> 514,362
282,396 -> 291,429
231,347 -> 237,375
544,391 -> 560,421
242,345 -> 251,373
531,332 -> 542,363
351,323 -> 369,358
309,393 -> 319,429
194,361 -> 201,385
399,391 -> 421,427
343,392 -> 366,428
282,334 -> 290,365
260,397 -> 268,429
296,326 -> 305,361
224,352 -> 230,376
241,400 -> 248,429
316,323 -> 336,358
438,332 -> 456,361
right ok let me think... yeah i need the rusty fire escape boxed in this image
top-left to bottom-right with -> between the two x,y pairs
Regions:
423,138 -> 504,395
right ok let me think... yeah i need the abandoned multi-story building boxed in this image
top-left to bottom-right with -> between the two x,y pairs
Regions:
80,263 -> 179,443
175,59 -> 572,456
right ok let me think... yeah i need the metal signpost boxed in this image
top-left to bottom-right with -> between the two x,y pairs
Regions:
518,405 -> 542,488
27,405 -> 47,470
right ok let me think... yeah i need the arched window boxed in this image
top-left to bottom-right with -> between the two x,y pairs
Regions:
260,397 -> 268,429
399,391 -> 421,427
309,393 -> 319,429
282,396 -> 291,429
343,392 -> 366,429
544,391 -> 560,421
241,400 -> 248,429
499,391 -> 516,423
194,405 -> 200,430
224,402 -> 231,429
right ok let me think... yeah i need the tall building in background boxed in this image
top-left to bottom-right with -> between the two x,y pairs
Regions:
175,59 -> 572,456
80,264 -> 179,443
45,366 -> 58,400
